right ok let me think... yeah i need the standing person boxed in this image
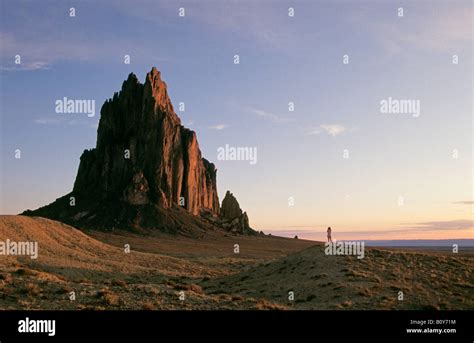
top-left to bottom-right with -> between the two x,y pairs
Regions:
327,227 -> 333,243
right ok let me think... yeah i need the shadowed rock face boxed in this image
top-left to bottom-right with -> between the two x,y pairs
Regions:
73,67 -> 219,215
219,191 -> 252,234
221,191 -> 243,220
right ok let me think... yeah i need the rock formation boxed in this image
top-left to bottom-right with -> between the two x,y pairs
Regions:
24,67 -> 253,235
73,67 -> 219,215
219,191 -> 252,234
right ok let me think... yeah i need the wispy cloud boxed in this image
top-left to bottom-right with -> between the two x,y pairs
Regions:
398,219 -> 473,231
208,124 -> 228,130
364,5 -> 473,58
1,61 -> 50,71
247,108 -> 294,124
114,1 -> 313,50
34,117 -> 97,129
266,219 -> 474,237
307,124 -> 348,137
34,118 -> 61,125
452,201 -> 474,205
0,32 -> 94,67
0,20 -> 169,70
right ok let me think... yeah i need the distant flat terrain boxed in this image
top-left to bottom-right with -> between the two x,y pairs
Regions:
0,215 -> 472,310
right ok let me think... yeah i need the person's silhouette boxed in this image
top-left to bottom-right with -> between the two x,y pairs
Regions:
327,226 -> 333,243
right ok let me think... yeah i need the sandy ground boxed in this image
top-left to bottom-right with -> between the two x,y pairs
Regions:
0,215 -> 472,310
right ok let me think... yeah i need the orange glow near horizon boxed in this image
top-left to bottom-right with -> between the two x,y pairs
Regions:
267,229 -> 473,242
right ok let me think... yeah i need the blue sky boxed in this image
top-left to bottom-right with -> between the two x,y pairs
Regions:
0,0 -> 472,239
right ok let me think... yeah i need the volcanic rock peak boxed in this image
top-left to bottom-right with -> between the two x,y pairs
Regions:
24,67 -> 254,235
144,66 -> 176,117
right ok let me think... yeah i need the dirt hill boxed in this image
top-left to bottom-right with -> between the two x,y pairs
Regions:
1,215 -> 471,310
0,215 -> 312,310
204,242 -> 474,309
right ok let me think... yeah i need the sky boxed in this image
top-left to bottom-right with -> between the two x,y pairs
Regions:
0,0 -> 473,240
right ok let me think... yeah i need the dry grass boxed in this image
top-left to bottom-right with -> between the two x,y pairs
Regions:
23,283 -> 41,296
173,283 -> 204,294
0,215 -> 472,310
97,289 -> 120,306
111,280 -> 127,287
141,301 -> 156,310
255,299 -> 287,310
